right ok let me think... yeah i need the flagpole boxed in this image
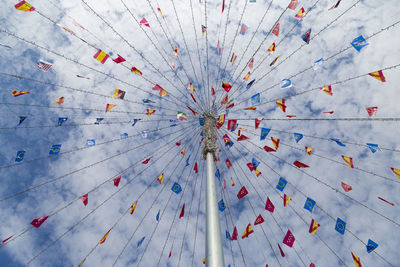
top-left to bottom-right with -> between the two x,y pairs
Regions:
203,115 -> 225,267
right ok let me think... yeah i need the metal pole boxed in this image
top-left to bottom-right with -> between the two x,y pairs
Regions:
202,115 -> 225,267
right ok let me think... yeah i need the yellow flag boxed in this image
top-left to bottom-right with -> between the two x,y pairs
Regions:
15,1 -> 35,12
130,200 -> 138,214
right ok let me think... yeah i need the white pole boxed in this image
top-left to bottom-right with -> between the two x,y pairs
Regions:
206,152 -> 225,267
202,115 -> 225,267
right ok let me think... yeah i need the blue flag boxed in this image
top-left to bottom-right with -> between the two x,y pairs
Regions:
185,156 -> 191,167
15,150 -> 25,162
294,133 -> 303,143
137,236 -> 145,248
301,28 -> 311,44
218,199 -> 226,212
171,182 -> 182,194
335,217 -> 346,235
94,118 -> 103,125
304,197 -> 316,213
247,79 -> 255,89
58,117 -> 68,126
226,140 -> 233,148
49,144 -> 62,155
252,158 -> 260,169
330,138 -> 346,147
199,117 -> 205,126
132,118 -> 141,127
18,116 -> 26,126
120,133 -> 128,139
276,177 -> 287,191
366,239 -> 378,253
156,210 -> 160,222
142,98 -> 155,103
86,139 -> 95,146
351,35 -> 369,52
251,93 -> 260,105
226,230 -> 232,240
281,79 -> 292,89
366,143 -> 379,153
260,128 -> 271,141
200,130 -> 203,137
215,168 -> 221,180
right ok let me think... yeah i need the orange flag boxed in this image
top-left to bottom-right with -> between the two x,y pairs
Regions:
53,97 -> 64,105
11,90 -> 29,97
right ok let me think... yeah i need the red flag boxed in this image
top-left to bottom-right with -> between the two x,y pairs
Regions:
264,145 -> 276,152
211,87 -> 215,96
378,197 -> 395,206
255,117 -> 263,129
248,58 -> 254,69
221,94 -> 228,105
341,182 -> 352,192
194,162 -> 198,173
237,186 -> 248,200
179,203 -> 185,218
323,110 -> 334,114
222,0 -> 225,13
224,179 -> 226,189
283,229 -> 295,247
142,158 -> 151,164
225,158 -> 232,169
1,235 -> 14,245
278,243 -> 285,257
237,135 -> 249,141
112,54 -> 126,63
288,0 -> 298,10
366,106 -> 378,117
254,214 -> 264,225
79,193 -> 88,206
190,93 -> 197,103
232,226 -> 238,240
186,105 -> 197,116
227,120 -> 237,131
169,245 -> 173,258
293,160 -> 309,168
286,115 -> 296,118
265,197 -> 275,213
222,81 -> 232,92
113,176 -> 121,187
140,18 -> 150,27
31,216 -> 49,228
272,23 -> 280,37
176,140 -> 181,146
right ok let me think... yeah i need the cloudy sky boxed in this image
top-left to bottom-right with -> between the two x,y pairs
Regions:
1,0 -> 400,266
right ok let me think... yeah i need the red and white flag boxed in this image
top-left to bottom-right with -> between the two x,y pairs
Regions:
37,60 -> 53,72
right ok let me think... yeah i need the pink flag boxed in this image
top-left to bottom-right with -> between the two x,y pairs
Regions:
282,229 -> 295,247
288,0 -> 298,10
248,58 -> 254,69
341,182 -> 352,192
112,54 -> 126,63
255,117 -> 263,129
272,23 -> 280,37
366,106 -> 378,117
140,18 -> 150,27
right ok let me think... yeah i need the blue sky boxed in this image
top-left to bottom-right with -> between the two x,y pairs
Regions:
1,0 -> 400,266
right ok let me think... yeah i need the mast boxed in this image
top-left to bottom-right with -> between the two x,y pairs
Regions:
202,114 -> 225,267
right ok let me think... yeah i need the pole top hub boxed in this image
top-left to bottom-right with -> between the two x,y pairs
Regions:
202,114 -> 218,159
